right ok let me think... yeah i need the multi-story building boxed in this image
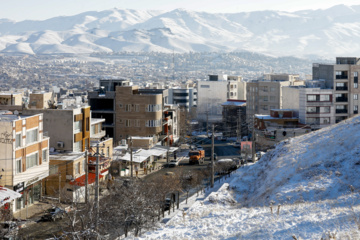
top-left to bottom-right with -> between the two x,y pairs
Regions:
246,74 -> 304,124
299,88 -> 335,129
221,100 -> 247,138
28,91 -> 56,109
196,75 -> 243,126
0,112 -> 50,215
313,57 -> 360,123
115,85 -> 164,144
88,79 -> 131,139
168,87 -> 197,112
22,106 -> 91,152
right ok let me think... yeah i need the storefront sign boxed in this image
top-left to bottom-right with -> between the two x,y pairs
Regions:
13,182 -> 24,193
26,177 -> 39,187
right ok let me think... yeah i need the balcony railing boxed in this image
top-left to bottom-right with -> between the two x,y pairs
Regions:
336,75 -> 348,79
335,97 -> 348,102
336,109 -> 348,114
335,87 -> 348,91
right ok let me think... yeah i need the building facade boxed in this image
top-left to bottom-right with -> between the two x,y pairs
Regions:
313,57 -> 360,123
0,112 -> 49,214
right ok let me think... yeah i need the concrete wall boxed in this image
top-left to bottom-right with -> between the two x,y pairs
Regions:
282,86 -> 301,112
23,109 -> 74,151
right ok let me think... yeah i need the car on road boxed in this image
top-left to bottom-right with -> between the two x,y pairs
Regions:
41,207 -> 66,222
169,159 -> 179,167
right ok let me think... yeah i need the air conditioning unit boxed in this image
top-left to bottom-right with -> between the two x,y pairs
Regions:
57,141 -> 64,148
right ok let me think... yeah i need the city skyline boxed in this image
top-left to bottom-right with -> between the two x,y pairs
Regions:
1,0 -> 359,21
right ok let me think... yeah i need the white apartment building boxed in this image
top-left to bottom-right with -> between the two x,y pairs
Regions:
0,112 -> 49,214
299,88 -> 335,129
196,75 -> 243,124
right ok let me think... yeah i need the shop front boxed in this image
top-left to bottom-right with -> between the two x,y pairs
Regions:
13,179 -> 42,213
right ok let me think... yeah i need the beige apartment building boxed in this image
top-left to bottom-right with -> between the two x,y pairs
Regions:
0,112 -> 50,215
115,85 -> 163,144
246,74 -> 304,124
28,91 -> 56,109
313,57 -> 360,123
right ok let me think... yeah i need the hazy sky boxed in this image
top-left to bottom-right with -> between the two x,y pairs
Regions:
1,0 -> 359,21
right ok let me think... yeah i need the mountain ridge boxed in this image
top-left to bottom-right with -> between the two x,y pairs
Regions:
0,5 -> 359,58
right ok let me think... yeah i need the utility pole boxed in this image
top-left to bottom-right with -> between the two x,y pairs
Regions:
95,142 -> 100,230
85,150 -> 88,204
130,136 -> 133,177
58,172 -> 61,203
211,124 -> 215,188
207,111 -> 209,136
167,121 -> 170,163
252,117 -> 256,162
238,109 -> 242,158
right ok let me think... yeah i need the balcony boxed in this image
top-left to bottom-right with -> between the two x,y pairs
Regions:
335,87 -> 348,91
335,109 -> 348,114
335,97 -> 348,102
336,75 -> 348,80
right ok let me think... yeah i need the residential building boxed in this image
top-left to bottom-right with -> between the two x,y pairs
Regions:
196,74 -> 243,126
254,109 -> 310,150
88,79 -> 131,140
313,57 -> 360,123
46,138 -> 112,203
164,104 -> 181,144
168,87 -> 197,112
221,100 -> 247,138
28,91 -> 56,109
299,88 -> 335,129
246,73 -> 304,124
22,106 -> 91,152
0,112 -> 50,215
115,85 -> 163,144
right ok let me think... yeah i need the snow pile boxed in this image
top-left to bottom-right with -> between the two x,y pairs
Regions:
137,115 -> 360,239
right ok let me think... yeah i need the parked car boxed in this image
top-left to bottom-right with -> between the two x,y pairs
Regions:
169,160 -> 179,167
41,207 -> 66,221
220,137 -> 227,141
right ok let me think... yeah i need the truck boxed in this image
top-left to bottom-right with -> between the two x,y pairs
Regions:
188,150 -> 205,165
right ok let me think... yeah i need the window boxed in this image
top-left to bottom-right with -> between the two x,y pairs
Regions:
75,162 -> 80,174
307,95 -> 317,101
134,104 -> 139,112
145,119 -> 162,127
134,119 -> 140,127
263,96 -> 268,102
26,152 -> 38,169
321,107 -> 331,113
125,120 -> 131,127
16,159 -> 22,174
354,105 -> 358,113
355,72 -> 358,83
354,94 -> 358,100
270,87 -> 276,92
74,141 -> 82,152
146,104 -> 161,112
15,133 -> 21,148
320,95 -> 330,101
200,85 -> 210,88
26,128 -> 38,145
91,125 -> 95,135
49,165 -> 59,175
83,159 -> 86,172
74,121 -> 82,133
42,149 -> 48,162
307,106 -> 317,113
125,104 -> 131,112
270,96 -> 276,102
355,83 -> 358,89
86,118 -> 89,131
262,86 -> 268,92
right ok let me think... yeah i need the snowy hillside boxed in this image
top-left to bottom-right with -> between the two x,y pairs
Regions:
137,115 -> 360,239
1,5 -> 360,57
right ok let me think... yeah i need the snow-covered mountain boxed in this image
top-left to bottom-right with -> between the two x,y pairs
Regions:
1,5 -> 360,58
138,115 -> 360,239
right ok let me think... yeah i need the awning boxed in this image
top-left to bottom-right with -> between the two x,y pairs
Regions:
0,186 -> 22,207
69,173 -> 104,187
117,152 -> 148,163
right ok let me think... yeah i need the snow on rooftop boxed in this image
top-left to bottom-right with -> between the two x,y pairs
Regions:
137,115 -> 360,239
